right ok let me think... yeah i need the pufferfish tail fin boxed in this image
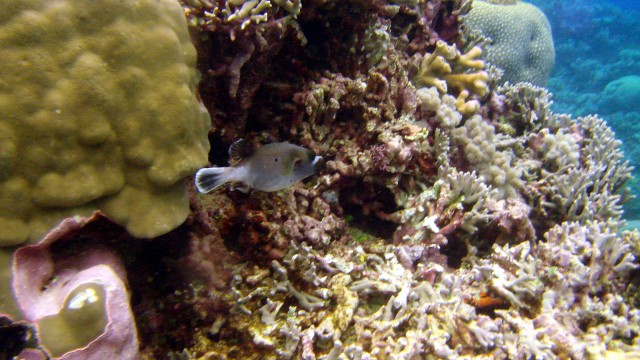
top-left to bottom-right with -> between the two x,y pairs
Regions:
195,167 -> 229,194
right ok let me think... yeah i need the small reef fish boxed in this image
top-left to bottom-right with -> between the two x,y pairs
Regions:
195,139 -> 323,193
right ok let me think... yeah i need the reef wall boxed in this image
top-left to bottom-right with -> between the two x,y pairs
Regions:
1,0 -> 638,359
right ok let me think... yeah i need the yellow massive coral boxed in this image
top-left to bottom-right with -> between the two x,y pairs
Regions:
0,0 -> 210,244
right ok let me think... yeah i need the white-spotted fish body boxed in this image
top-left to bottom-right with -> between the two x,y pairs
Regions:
195,139 -> 323,193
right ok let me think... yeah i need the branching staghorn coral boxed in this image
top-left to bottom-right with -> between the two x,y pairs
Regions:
498,82 -> 556,132
181,0 -> 301,31
155,198 -> 640,359
178,215 -> 628,359
443,82 -> 635,232
414,40 -> 489,115
442,169 -> 498,233
536,115 -> 633,226
224,0 -> 302,23
451,115 -> 524,198
479,242 -> 543,311
540,221 -> 637,295
536,222 -> 640,356
465,221 -> 640,359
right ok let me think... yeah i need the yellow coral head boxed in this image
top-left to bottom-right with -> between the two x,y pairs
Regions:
0,0 -> 211,243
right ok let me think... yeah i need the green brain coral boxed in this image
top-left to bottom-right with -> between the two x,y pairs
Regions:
0,0 -> 210,244
463,0 -> 555,86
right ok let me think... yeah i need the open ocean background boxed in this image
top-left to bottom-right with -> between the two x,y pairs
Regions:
526,0 -> 640,223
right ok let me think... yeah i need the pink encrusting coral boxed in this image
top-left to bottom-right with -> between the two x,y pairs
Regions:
11,214 -> 138,360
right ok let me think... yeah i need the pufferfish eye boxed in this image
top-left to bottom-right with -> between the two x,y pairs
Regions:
293,158 -> 303,169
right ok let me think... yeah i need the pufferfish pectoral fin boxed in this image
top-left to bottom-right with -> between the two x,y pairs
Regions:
229,138 -> 254,165
231,183 -> 251,193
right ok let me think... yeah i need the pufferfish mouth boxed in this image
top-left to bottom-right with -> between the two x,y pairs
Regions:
312,156 -> 325,170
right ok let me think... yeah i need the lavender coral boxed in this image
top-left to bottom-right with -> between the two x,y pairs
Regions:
9,214 -> 138,359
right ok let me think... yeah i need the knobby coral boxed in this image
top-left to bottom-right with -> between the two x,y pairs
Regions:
463,0 -> 555,86
0,0 -> 210,244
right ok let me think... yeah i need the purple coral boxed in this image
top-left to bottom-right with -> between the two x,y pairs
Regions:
12,214 -> 138,360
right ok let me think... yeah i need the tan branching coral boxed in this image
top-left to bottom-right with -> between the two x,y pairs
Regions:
451,115 -> 524,198
417,41 -> 488,95
0,0 -> 210,244
415,40 -> 489,115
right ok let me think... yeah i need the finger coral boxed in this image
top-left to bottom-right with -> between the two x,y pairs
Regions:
0,0 -> 210,244
415,41 -> 488,97
414,40 -> 489,115
451,115 -> 524,198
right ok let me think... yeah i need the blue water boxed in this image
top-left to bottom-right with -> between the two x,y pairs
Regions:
607,0 -> 640,10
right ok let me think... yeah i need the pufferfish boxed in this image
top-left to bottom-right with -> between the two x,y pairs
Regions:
195,139 -> 323,193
